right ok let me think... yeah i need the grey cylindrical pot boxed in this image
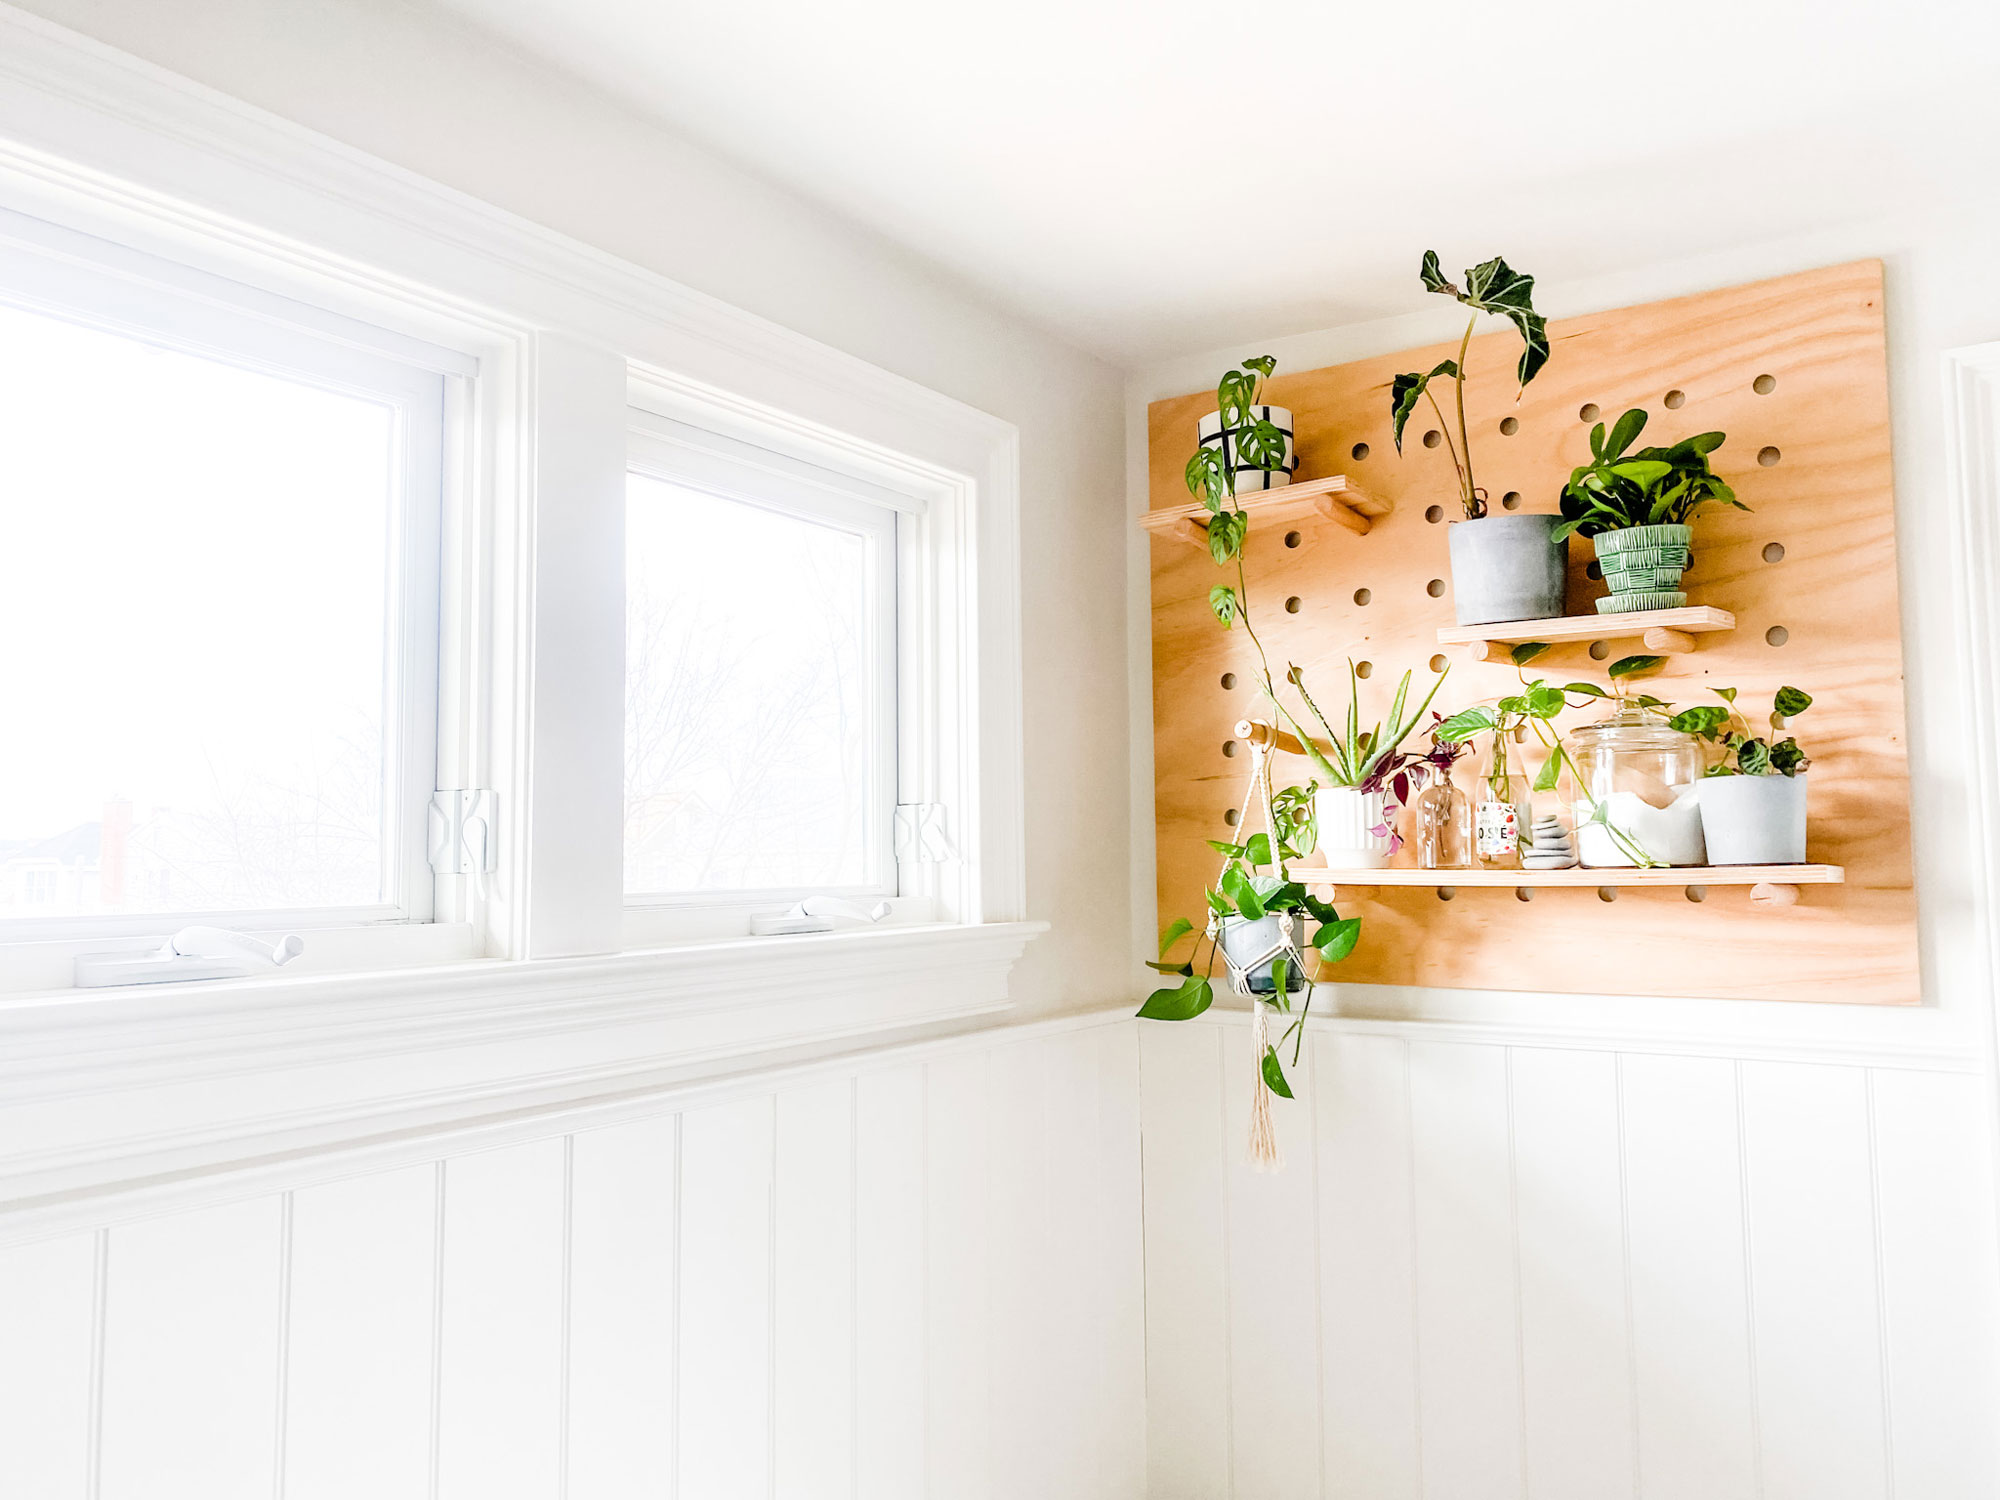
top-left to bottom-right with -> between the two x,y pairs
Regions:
1218,913 -> 1305,995
1696,773 -> 1808,864
1446,513 -> 1568,626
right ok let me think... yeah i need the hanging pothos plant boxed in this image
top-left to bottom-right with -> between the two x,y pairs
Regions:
1389,252 -> 1550,519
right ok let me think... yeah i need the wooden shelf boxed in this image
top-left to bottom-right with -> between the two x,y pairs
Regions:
1301,863 -> 1843,906
1437,605 -> 1734,658
1140,474 -> 1388,547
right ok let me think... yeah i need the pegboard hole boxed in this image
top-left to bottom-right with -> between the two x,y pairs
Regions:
1220,672 -> 1237,689
1766,625 -> 1790,647
1436,887 -> 1457,902
1664,389 -> 1686,409
1685,885 -> 1708,903
1284,530 -> 1302,548
1351,442 -> 1370,461
1579,402 -> 1600,422
1753,373 -> 1777,395
1762,542 -> 1786,564
1353,587 -> 1372,607
1597,886 -> 1619,903
1428,653 -> 1449,673
1425,504 -> 1445,524
1758,446 -> 1782,467
1284,595 -> 1302,614
1356,660 -> 1374,679
1515,887 -> 1535,903
1224,808 -> 1240,826
1499,416 -> 1519,436
1422,429 -> 1442,449
1588,640 -> 1611,661
1586,560 -> 1603,581
1222,740 -> 1238,757
1501,491 -> 1522,510
1425,578 -> 1447,598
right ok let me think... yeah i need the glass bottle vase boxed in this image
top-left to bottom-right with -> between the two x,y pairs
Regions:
1475,733 -> 1531,869
1413,762 -> 1473,870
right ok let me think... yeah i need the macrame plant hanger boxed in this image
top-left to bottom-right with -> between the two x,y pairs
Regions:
1213,721 -> 1311,1173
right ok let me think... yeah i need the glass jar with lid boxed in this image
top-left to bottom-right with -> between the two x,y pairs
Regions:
1566,700 -> 1707,866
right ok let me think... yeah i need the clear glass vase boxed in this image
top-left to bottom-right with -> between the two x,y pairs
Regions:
1475,733 -> 1530,869
1414,763 -> 1473,870
1566,700 -> 1707,866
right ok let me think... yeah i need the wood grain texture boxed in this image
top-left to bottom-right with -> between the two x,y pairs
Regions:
1147,260 -> 1917,1004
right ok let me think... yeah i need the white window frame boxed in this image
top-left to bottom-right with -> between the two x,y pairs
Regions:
0,203 -> 471,981
622,411 -> 903,936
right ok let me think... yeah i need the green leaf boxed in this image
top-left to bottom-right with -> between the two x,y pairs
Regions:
1137,974 -> 1214,1021
1217,368 -> 1255,427
1269,955 -> 1290,999
1206,839 -> 1248,857
1769,737 -> 1810,776
1261,1046 -> 1295,1099
1668,705 -> 1730,736
1602,407 -> 1649,459
1184,445 -> 1228,512
1563,682 -> 1609,699
1242,354 -> 1277,379
1144,959 -> 1193,975
1236,418 -> 1289,472
1390,359 -> 1460,450
1532,749 -> 1565,793
1314,916 -> 1362,963
1712,686 -> 1738,703
1158,917 -> 1192,958
1736,738 -> 1772,776
1633,694 -> 1671,710
1455,256 -> 1549,386
1526,683 -> 1567,719
1435,706 -> 1498,744
1243,832 -> 1274,867
1205,887 -> 1232,916
1418,250 -> 1453,295
1510,642 -> 1552,667
1208,585 -> 1239,628
1609,655 -> 1664,680
1773,686 -> 1813,719
1221,864 -> 1265,920
1207,509 -> 1247,565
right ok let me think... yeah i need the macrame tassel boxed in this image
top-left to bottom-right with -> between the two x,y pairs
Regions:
1246,997 -> 1283,1173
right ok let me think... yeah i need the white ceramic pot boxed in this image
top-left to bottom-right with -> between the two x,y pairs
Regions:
1697,773 -> 1808,864
1316,786 -> 1392,870
1197,405 -> 1297,493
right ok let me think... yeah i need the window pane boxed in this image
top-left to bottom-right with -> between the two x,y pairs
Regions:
0,302 -> 401,917
625,474 -> 881,894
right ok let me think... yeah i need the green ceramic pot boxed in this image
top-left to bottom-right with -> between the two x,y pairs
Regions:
1593,524 -> 1691,612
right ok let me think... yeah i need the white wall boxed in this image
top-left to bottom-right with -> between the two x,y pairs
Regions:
0,1013 -> 1147,1500
1140,1014 -> 2000,1499
4,0 -> 1132,1018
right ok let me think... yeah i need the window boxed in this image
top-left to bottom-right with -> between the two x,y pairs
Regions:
0,217 -> 447,935
624,418 -> 898,909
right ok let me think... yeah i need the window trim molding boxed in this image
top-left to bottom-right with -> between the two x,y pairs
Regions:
0,3 -> 1037,1113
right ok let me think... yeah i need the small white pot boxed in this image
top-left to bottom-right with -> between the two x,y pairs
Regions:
1197,405 -> 1297,494
1697,773 -> 1808,864
1316,786 -> 1392,870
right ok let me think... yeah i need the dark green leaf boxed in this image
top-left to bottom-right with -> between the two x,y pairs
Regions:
1137,974 -> 1214,1021
1609,655 -> 1664,680
1633,694 -> 1670,710
1205,887 -> 1232,916
1563,682 -> 1609,700
1144,959 -> 1193,975
1261,1046 -> 1295,1098
1603,407 -> 1649,460
1773,686 -> 1813,719
1209,585 -> 1239,628
1221,864 -> 1265,920
1158,917 -> 1192,958
1736,738 -> 1772,776
1455,256 -> 1549,385
1390,359 -> 1460,451
1668,705 -> 1730,736
1269,955 -> 1290,999
1207,509 -> 1247,565
1418,250 -> 1453,295
1314,916 -> 1362,963
1769,738 -> 1810,776
1510,642 -> 1552,667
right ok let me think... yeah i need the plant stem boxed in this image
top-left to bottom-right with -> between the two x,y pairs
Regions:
1423,385 -> 1469,511
1454,314 -> 1478,514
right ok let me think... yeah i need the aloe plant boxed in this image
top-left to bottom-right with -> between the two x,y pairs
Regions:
1287,659 -> 1449,789
1389,252 -> 1550,519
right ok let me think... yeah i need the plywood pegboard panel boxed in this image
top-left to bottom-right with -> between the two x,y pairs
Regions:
1147,260 -> 1918,1005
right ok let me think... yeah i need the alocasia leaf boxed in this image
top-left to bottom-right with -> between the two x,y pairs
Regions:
1769,738 -> 1810,776
1390,360 -> 1460,450
1453,255 -> 1550,386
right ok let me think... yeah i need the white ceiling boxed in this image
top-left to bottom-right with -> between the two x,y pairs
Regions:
433,0 -> 2000,366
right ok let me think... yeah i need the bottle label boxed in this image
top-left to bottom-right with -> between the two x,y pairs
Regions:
1476,801 -> 1519,858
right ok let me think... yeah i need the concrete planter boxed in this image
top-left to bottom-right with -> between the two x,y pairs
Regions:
1197,405 -> 1296,494
1447,513 -> 1567,626
1593,523 -> 1692,612
1316,786 -> 1392,869
1218,913 -> 1305,995
1697,773 -> 1808,864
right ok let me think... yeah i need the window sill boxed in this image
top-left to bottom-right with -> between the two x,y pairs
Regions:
0,920 -> 1045,1237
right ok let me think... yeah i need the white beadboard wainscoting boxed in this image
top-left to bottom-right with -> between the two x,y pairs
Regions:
0,1011 -> 1147,1500
1139,1013 -> 2000,1500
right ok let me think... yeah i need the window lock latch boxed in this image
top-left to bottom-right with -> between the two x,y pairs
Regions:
428,790 -> 498,876
894,802 -> 952,863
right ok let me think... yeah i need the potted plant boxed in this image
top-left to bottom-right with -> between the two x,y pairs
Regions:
1390,252 -> 1561,626
1192,355 -> 1296,497
1285,659 -> 1449,869
1552,408 -> 1746,612
1669,685 -> 1813,863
